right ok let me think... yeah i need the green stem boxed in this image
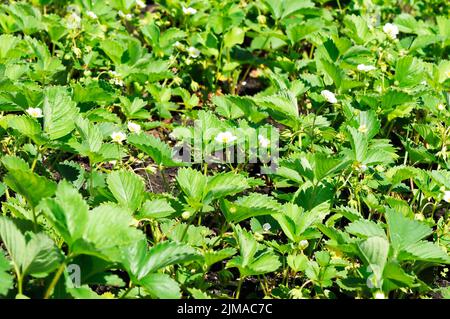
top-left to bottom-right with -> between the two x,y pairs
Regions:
17,274 -> 23,295
44,261 -> 67,299
235,276 -> 244,299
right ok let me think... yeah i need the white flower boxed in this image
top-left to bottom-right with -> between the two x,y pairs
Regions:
118,11 -> 132,20
257,15 -> 266,24
443,190 -> 450,203
215,131 -> 237,144
72,46 -> 82,58
262,223 -> 271,232
187,46 -> 200,58
356,163 -> 368,172
437,103 -> 445,111
111,131 -> 127,143
357,64 -> 376,72
182,6 -> 197,15
358,124 -> 368,133
374,291 -> 386,299
258,134 -> 270,148
111,78 -> 124,86
109,70 -> 119,77
321,90 -> 338,104
383,23 -> 399,39
136,0 -> 146,9
181,211 -> 191,220
26,107 -> 43,118
66,12 -> 81,29
127,122 -> 141,133
86,11 -> 98,19
299,240 -> 309,250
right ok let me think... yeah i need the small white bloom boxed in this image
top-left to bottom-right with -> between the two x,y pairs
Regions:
181,211 -> 191,220
125,13 -> 133,20
357,64 -> 376,72
127,122 -> 141,133
215,131 -> 237,144
86,11 -> 98,19
136,0 -> 146,9
437,103 -> 445,111
26,107 -> 43,118
258,134 -> 270,148
299,240 -> 309,250
443,190 -> 450,203
72,46 -> 82,58
374,291 -> 386,299
111,131 -> 127,143
321,90 -> 338,104
262,223 -> 271,232
358,124 -> 368,133
257,15 -> 266,24
187,46 -> 200,58
182,6 -> 197,15
66,12 -> 81,29
111,78 -> 124,86
383,23 -> 399,39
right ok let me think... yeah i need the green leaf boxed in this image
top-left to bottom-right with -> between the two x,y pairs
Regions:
204,172 -> 250,203
274,202 -> 329,243
73,204 -> 145,262
7,115 -> 45,144
128,133 -> 183,167
139,273 -> 181,299
394,56 -> 424,88
39,181 -> 89,248
1,155 -> 29,171
224,27 -> 245,48
227,226 -> 281,277
346,220 -> 386,239
0,251 -> 13,296
136,198 -> 175,220
398,242 -> 450,264
22,232 -> 64,276
138,241 -> 199,278
0,216 -> 26,275
4,169 -> 57,207
119,97 -> 149,120
220,193 -> 282,223
176,168 -> 207,204
385,208 -> 432,252
204,248 -> 237,269
42,87 -> 78,140
71,116 -> 103,157
358,236 -> 389,285
0,216 -> 63,277
107,170 -> 145,212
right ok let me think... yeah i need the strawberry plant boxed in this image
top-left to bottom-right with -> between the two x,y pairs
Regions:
0,0 -> 449,300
